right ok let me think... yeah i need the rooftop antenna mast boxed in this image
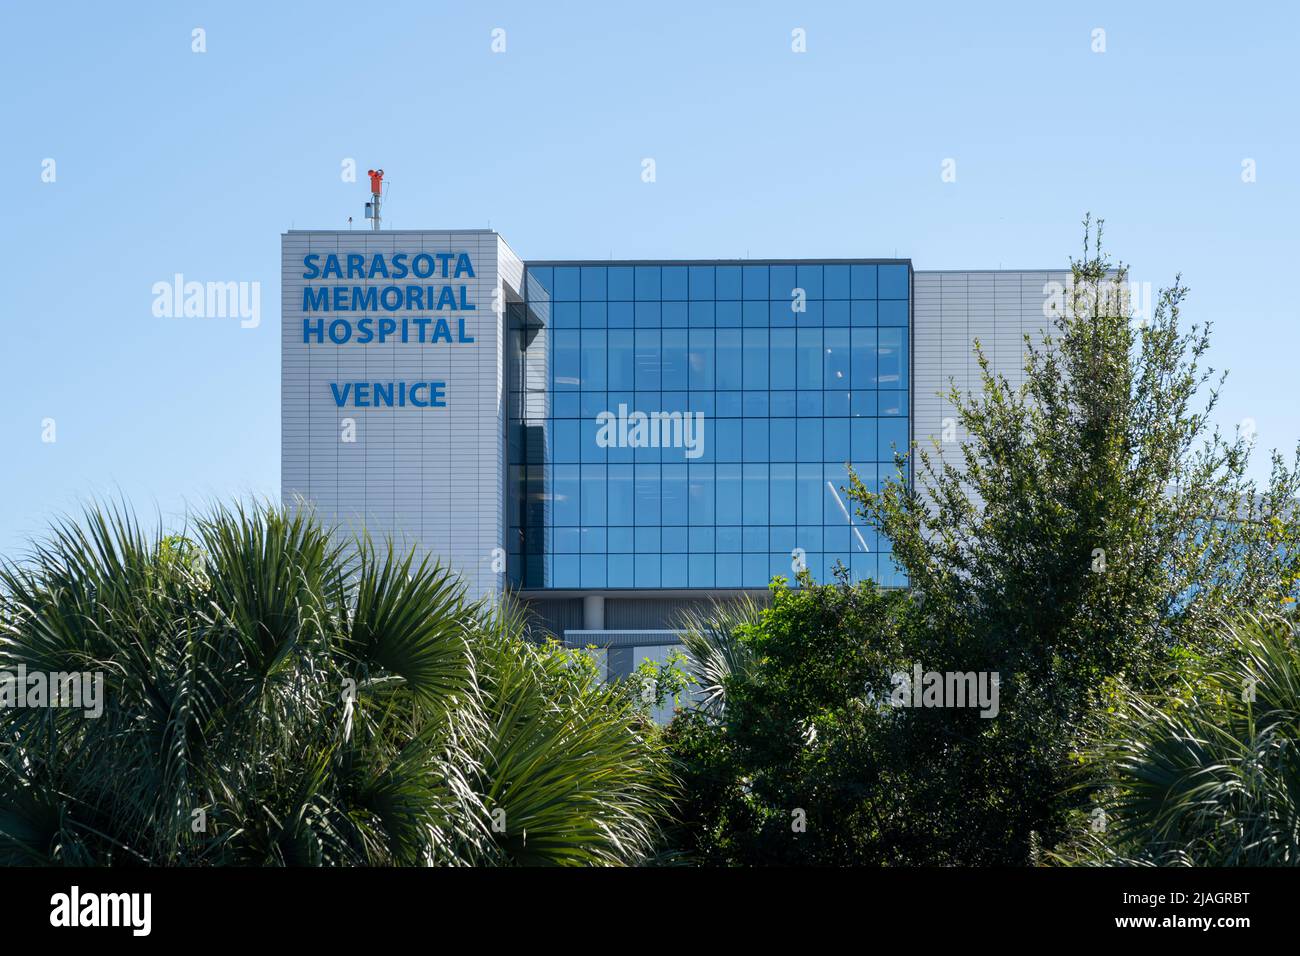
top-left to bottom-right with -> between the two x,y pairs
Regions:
365,168 -> 385,230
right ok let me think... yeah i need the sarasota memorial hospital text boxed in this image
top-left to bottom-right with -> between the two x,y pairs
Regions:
299,250 -> 479,409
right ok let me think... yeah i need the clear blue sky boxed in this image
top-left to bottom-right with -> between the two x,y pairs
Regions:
2,1 -> 1296,555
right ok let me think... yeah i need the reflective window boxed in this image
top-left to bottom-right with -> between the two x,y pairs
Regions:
512,261 -> 910,589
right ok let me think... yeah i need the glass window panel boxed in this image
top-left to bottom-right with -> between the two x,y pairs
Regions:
662,301 -> 688,327
581,301 -> 606,328
770,419 -> 796,461
608,266 -> 634,300
608,465 -> 634,524
770,463 -> 796,524
635,301 -> 660,327
879,300 -> 908,326
769,264 -> 796,300
555,267 -> 581,301
661,465 -> 687,524
716,301 -> 741,326
609,329 -> 634,388
555,554 -> 580,588
825,418 -> 850,461
581,330 -> 606,390
687,328 -> 715,389
770,328 -> 796,388
688,464 -> 714,525
635,464 -> 660,525
742,553 -> 769,587
689,526 -> 714,553
716,265 -> 742,299
689,301 -> 714,327
554,301 -> 580,328
608,554 -> 634,587
555,465 -> 580,526
824,328 -> 850,387
580,418 -> 606,462
608,301 -> 634,327
742,418 -> 768,461
581,266 -> 607,301
635,266 -> 661,301
581,465 -> 606,524
743,329 -> 769,389
553,329 -> 581,390
797,264 -> 823,299
689,265 -> 715,300
635,526 -> 660,552
743,301 -> 768,326
688,554 -> 714,588
716,390 -> 742,416
770,299 -> 796,327
824,264 -> 850,299
715,418 -> 741,461
716,553 -> 741,587
742,265 -> 768,300
662,266 -> 688,300
716,329 -> 742,389
526,267 -> 553,299
661,329 -> 688,389
878,419 -> 909,461
796,463 -> 821,525
850,264 -> 877,299
553,419 -> 580,462
743,463 -> 768,525
662,526 -> 687,552
635,329 -> 661,390
879,264 -> 909,299
877,327 -> 904,388
796,391 -> 822,417
716,464 -> 742,525
635,553 -> 660,587
797,419 -> 822,461
796,328 -> 822,389
850,419 -> 878,460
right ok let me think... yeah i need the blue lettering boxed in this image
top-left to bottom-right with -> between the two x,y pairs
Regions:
329,383 -> 351,406
412,253 -> 435,278
458,319 -> 475,343
302,254 -> 320,279
454,253 -> 474,278
321,254 -> 342,279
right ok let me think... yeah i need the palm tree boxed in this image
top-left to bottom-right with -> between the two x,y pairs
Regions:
1058,612 -> 1300,866
0,503 -> 672,866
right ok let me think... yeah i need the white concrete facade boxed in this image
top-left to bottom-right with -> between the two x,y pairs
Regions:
281,229 -> 520,599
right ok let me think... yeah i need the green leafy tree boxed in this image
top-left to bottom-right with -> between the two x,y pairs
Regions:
662,575 -> 916,865
0,503 -> 672,866
1057,613 -> 1300,866
845,217 -> 1300,862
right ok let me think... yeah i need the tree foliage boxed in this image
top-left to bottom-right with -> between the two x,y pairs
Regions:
0,503 -> 672,866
